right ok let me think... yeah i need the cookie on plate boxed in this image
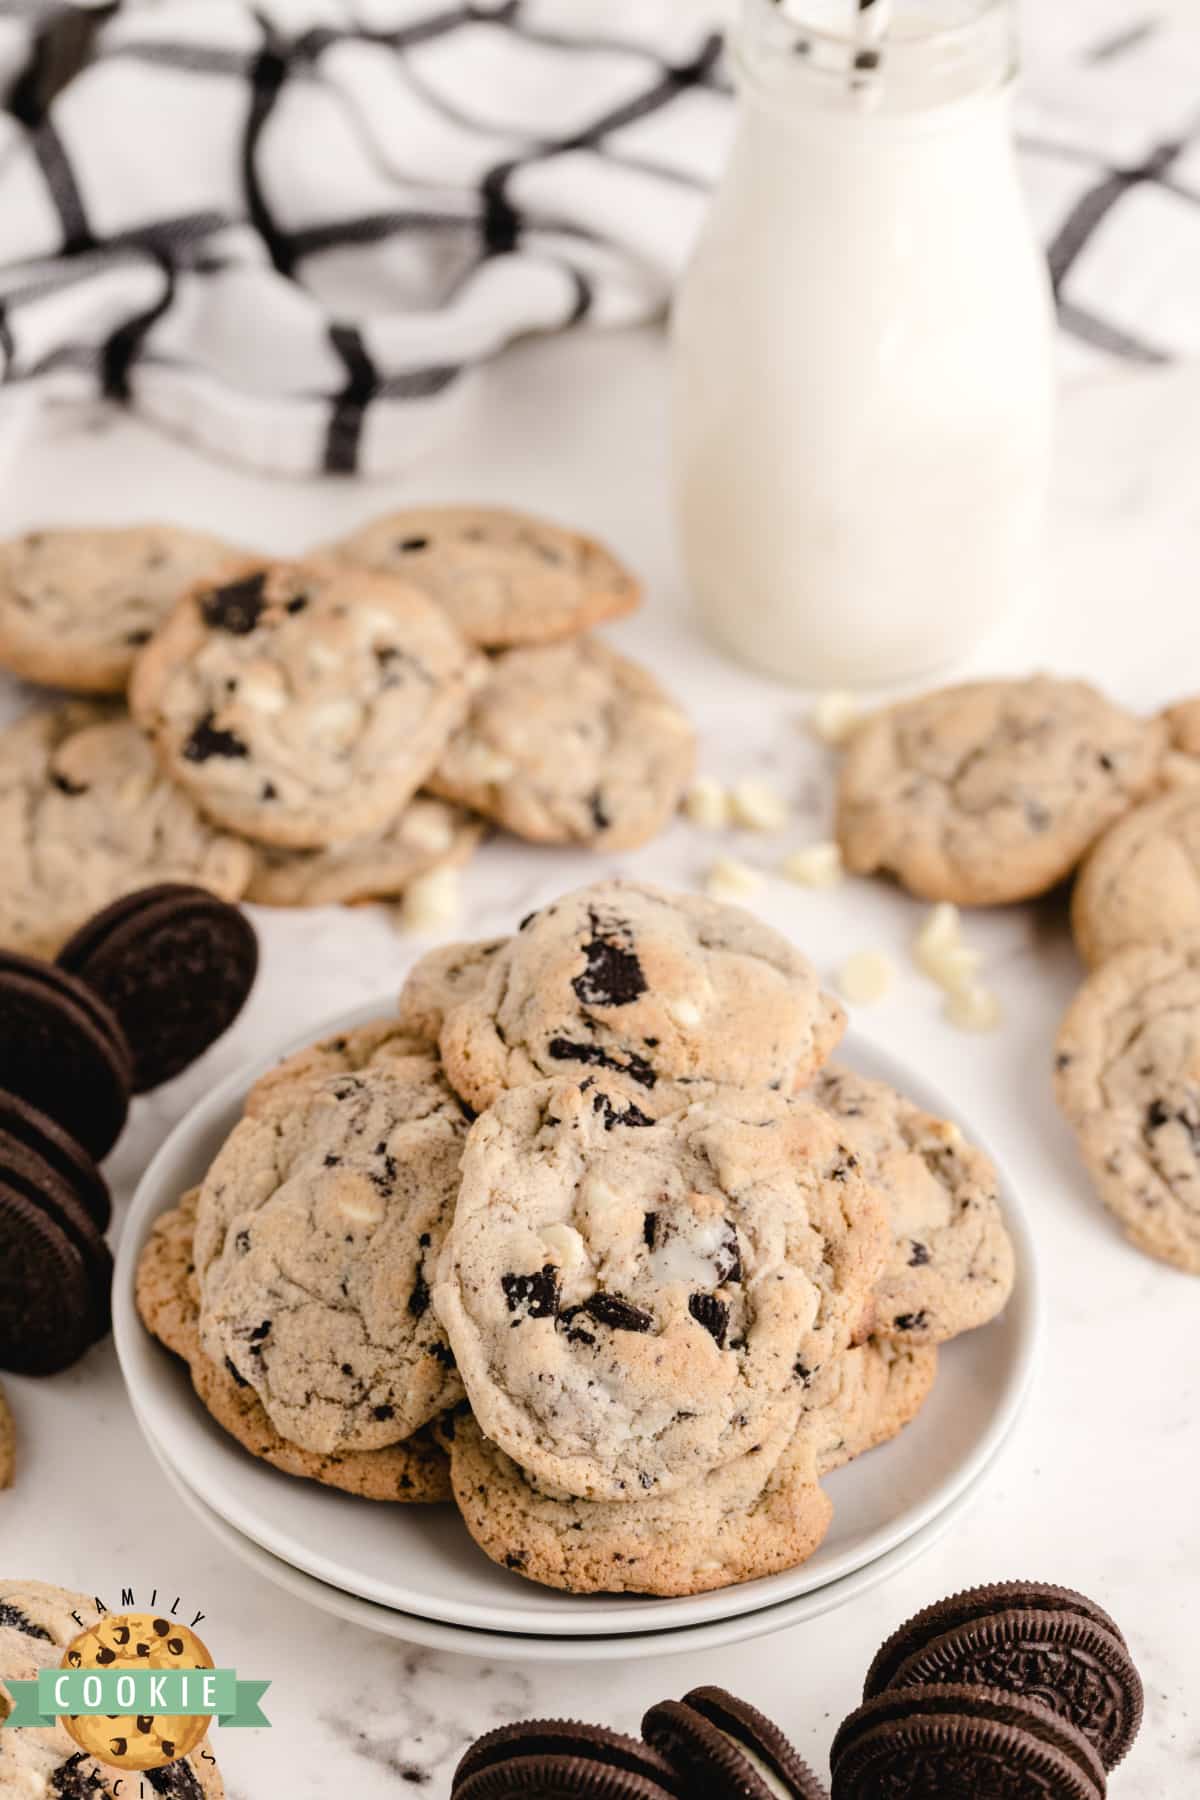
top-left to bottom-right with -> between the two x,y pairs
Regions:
437,880 -> 845,1114
396,937 -> 507,1043
330,505 -> 641,648
1055,940 -> 1200,1273
194,1064 -> 467,1451
429,639 -> 695,850
136,1190 -> 451,1502
129,559 -> 481,849
807,1338 -> 938,1476
812,1065 -> 1014,1345
0,706 -> 254,959
836,677 -> 1165,905
434,1075 -> 888,1501
1070,786 -> 1200,967
246,794 -> 483,907
243,1017 -> 444,1120
0,1584 -> 225,1797
0,523 -> 241,695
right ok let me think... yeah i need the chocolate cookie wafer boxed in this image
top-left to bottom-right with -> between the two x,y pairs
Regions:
643,1692 -> 828,1800
453,1721 -> 685,1800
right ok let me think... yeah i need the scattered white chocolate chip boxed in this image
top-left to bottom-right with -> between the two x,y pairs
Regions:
397,866 -> 461,933
836,950 -> 894,1004
781,841 -> 843,888
704,857 -> 764,903
730,777 -> 789,833
683,777 -> 731,830
914,903 -> 981,994
943,983 -> 1002,1032
810,690 -> 861,746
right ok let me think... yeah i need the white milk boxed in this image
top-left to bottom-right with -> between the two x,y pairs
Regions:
672,0 -> 1055,684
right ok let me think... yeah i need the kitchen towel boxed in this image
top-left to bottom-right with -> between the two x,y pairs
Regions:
0,0 -> 1196,476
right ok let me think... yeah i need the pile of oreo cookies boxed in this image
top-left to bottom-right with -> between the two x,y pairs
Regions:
0,885 -> 256,1378
451,1580 -> 1143,1798
137,876 -> 1016,1598
0,510 -> 693,962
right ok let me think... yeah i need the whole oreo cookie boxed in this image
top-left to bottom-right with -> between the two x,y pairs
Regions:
643,1691 -> 828,1800
864,1580 -> 1142,1771
0,1091 -> 110,1231
0,1131 -> 112,1342
830,1685 -> 1106,1800
0,952 -> 131,1159
453,1719 -> 685,1800
0,1184 -> 105,1374
58,883 -> 258,1091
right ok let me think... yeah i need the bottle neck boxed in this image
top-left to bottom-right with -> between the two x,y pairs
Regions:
736,0 -> 1017,122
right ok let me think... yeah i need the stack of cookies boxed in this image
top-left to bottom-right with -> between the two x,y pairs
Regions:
137,877 -> 1015,1597
0,509 -> 695,958
830,673 -> 1200,1279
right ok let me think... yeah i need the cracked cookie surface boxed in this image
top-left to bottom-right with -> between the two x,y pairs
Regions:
812,1064 -> 1014,1345
0,523 -> 240,695
438,880 -> 845,1114
194,1065 -> 468,1452
433,1076 -> 888,1501
330,505 -> 640,648
0,707 -> 254,958
1071,787 -> 1200,967
246,794 -> 482,906
137,1192 -> 450,1500
429,639 -> 694,850
130,559 -> 480,849
1055,941 -> 1200,1273
836,677 -> 1164,904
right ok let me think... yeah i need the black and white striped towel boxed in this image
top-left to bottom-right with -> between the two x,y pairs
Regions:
0,0 -> 1196,477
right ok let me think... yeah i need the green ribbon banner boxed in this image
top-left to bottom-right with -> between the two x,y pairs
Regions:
2,1668 -> 270,1729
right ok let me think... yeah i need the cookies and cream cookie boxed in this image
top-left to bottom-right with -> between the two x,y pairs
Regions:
836,677 -> 1164,904
243,1017 -> 441,1120
137,1191 -> 450,1502
1055,940 -> 1200,1274
0,707 -> 253,959
246,794 -> 483,907
437,880 -> 845,1114
429,639 -> 695,850
434,1075 -> 888,1501
1070,787 -> 1200,967
396,937 -> 507,1041
0,523 -> 241,695
129,559 -> 481,849
330,505 -> 640,648
194,1065 -> 467,1452
812,1064 -> 1014,1345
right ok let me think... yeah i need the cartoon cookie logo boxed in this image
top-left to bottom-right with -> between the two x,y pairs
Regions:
60,1613 -> 213,1772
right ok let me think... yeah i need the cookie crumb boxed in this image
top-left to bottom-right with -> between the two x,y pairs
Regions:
683,777 -> 730,829
837,950 -> 893,1003
943,983 -> 1002,1032
810,690 -> 861,746
398,866 -> 461,933
782,841 -> 843,888
704,857 -> 764,903
0,1380 -> 13,1490
730,778 -> 789,833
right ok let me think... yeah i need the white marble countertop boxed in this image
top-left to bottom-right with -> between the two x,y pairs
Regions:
1,327 -> 1197,1799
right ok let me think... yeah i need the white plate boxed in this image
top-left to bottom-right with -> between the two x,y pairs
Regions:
142,1407 -> 1009,1663
113,1003 -> 1041,1639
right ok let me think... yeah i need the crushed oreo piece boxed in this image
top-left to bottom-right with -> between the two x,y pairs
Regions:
688,1291 -> 729,1346
584,1292 -> 654,1333
571,913 -> 647,1008
501,1265 -> 561,1319
183,712 -> 250,763
547,1037 -> 656,1088
200,570 -> 266,634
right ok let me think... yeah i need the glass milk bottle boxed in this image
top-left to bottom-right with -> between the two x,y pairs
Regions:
672,0 -> 1054,684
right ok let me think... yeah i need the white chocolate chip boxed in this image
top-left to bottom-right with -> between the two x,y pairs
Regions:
397,866 -> 460,933
665,996 -> 703,1030
914,903 -> 983,994
337,1188 -> 387,1227
781,841 -> 843,888
704,858 -> 763,903
541,1222 -> 593,1305
730,778 -> 789,833
836,950 -> 893,1004
683,778 -> 730,830
943,984 -> 1002,1032
398,803 -> 457,854
810,690 -> 861,746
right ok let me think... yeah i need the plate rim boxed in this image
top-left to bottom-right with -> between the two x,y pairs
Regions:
113,1000 -> 1043,1637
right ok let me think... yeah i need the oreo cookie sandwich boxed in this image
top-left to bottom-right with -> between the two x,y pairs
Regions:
0,951 -> 131,1159
864,1580 -> 1143,1771
643,1688 -> 828,1799
830,1684 -> 1107,1800
452,1719 -> 685,1800
0,1180 -> 111,1374
58,883 -> 258,1091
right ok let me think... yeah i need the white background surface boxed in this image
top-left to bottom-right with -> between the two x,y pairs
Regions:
1,325 -> 1197,1796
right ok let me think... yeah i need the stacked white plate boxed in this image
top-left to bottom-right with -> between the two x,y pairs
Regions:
113,1006 -> 1041,1664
